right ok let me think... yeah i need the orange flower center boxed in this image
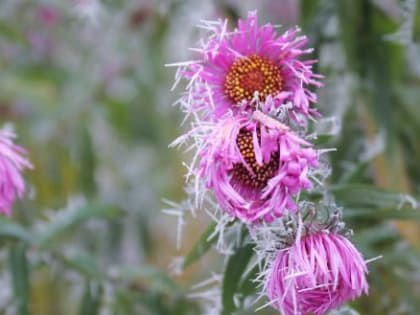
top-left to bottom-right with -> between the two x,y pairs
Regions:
231,129 -> 279,189
224,54 -> 283,105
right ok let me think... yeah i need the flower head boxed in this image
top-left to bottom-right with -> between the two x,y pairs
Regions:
178,11 -> 322,124
198,111 -> 318,224
0,129 -> 32,216
267,231 -> 368,315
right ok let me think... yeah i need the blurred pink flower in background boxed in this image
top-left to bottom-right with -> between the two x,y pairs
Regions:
267,0 -> 299,25
27,31 -> 54,58
0,129 -> 33,216
36,5 -> 61,27
267,231 -> 369,315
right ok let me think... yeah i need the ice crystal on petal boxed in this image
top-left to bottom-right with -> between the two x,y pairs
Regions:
171,11 -> 322,125
266,230 -> 368,315
198,112 -> 318,224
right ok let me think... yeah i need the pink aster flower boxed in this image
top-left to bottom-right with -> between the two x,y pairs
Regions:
0,129 -> 33,216
176,11 -> 322,124
36,5 -> 61,27
198,111 -> 318,224
267,231 -> 368,315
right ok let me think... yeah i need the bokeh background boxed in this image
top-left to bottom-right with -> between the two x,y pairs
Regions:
1,0 -> 420,314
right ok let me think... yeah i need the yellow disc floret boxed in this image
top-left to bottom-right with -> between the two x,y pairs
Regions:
224,54 -> 282,105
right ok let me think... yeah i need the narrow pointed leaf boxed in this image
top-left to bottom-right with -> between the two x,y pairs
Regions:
331,184 -> 416,209
0,218 -> 36,244
9,243 -> 31,315
38,203 -> 122,249
182,222 -> 217,269
79,281 -> 102,315
221,243 -> 254,315
54,250 -> 105,280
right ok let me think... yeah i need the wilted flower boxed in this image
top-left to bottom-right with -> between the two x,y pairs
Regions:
177,11 -> 322,124
0,129 -> 32,216
267,231 -> 368,315
198,111 -> 318,223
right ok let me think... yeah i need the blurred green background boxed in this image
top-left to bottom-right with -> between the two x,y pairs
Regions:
0,0 -> 420,314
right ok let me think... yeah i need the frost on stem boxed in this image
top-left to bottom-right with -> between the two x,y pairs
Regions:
163,182 -> 245,258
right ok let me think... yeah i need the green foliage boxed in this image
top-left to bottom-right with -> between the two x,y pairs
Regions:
37,202 -> 122,249
182,222 -> 218,270
221,242 -> 254,315
9,244 -> 31,315
0,218 -> 35,244
78,281 -> 102,315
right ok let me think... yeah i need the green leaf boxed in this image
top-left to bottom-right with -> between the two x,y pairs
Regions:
300,0 -> 321,23
221,243 -> 254,315
328,305 -> 361,315
9,243 -> 31,315
352,224 -> 399,255
113,290 -> 137,315
0,20 -> 25,43
182,222 -> 217,269
117,265 -> 178,293
397,84 -> 420,128
0,72 -> 57,106
330,184 -> 420,220
38,202 -> 122,249
344,207 -> 420,221
353,224 -> 399,246
300,0 -> 336,50
313,134 -> 334,146
78,126 -> 96,197
237,264 -> 259,301
0,218 -> 36,244
330,184 -> 413,209
79,281 -> 103,315
53,250 -> 105,280
337,162 -> 370,184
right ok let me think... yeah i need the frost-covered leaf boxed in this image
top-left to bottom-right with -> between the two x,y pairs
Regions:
331,184 -> 418,210
117,265 -> 178,293
37,198 -> 122,249
55,250 -> 105,280
0,218 -> 36,245
182,222 -> 217,270
345,207 -> 420,220
221,243 -> 254,315
9,243 -> 30,315
79,281 -> 102,315
328,305 -> 360,315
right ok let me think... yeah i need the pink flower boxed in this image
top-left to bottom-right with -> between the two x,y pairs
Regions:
179,11 -> 322,124
0,129 -> 33,216
267,231 -> 369,315
36,6 -> 61,27
198,111 -> 318,223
